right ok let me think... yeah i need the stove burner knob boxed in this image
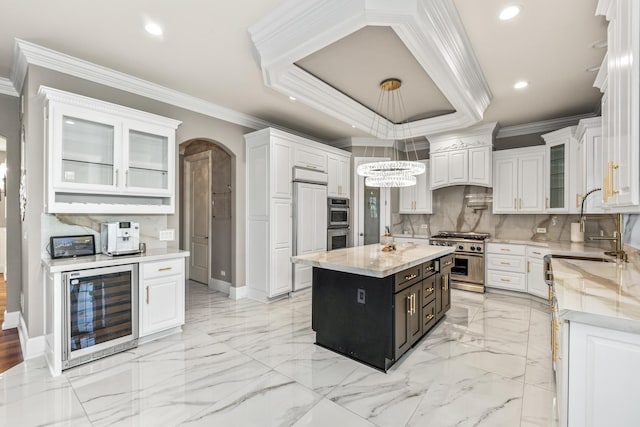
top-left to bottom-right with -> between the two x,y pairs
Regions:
458,245 -> 464,250
470,246 -> 476,251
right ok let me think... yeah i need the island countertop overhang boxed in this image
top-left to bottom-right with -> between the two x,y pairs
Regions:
291,243 -> 455,278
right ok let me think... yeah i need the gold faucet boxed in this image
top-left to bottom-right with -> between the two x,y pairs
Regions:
587,213 -> 628,262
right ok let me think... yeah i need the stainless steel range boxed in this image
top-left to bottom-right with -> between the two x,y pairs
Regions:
430,231 -> 490,293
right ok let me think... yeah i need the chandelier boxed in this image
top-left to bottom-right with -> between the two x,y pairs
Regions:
356,78 -> 425,187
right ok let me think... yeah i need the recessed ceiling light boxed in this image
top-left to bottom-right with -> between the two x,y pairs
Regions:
513,80 -> 529,89
65,120 -> 75,125
145,22 -> 163,36
499,5 -> 521,21
351,125 -> 356,128
289,96 -> 296,101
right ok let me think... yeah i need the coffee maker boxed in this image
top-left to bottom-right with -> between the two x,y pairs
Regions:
101,222 -> 140,256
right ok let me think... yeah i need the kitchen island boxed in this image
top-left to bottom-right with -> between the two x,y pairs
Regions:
292,243 -> 455,371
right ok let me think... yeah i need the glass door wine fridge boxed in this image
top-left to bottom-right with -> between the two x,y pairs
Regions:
62,264 -> 138,369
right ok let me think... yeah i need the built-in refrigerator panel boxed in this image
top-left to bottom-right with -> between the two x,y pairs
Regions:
293,180 -> 327,291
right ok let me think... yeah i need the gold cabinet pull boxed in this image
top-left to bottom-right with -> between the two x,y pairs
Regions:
519,198 -> 522,209
146,286 -> 150,304
499,261 -> 510,265
442,261 -> 453,267
514,198 -> 517,209
500,248 -> 510,252
610,161 -> 619,196
545,197 -> 549,209
532,251 -> 541,255
425,287 -> 434,293
404,273 -> 418,281
548,285 -> 552,305
576,193 -> 581,208
158,267 -> 173,272
500,278 -> 511,283
527,261 -> 530,273
426,313 -> 434,320
425,266 -> 434,272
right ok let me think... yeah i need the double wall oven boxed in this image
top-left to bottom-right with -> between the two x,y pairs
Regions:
430,231 -> 489,293
327,197 -> 351,250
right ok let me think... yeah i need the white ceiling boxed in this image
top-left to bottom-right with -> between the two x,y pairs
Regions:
0,0 -> 607,142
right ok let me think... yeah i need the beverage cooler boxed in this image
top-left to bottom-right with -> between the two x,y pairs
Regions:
62,264 -> 138,369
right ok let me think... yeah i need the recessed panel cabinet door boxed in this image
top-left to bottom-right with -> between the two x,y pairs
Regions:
519,154 -> 545,212
469,146 -> 491,186
448,150 -> 468,184
430,152 -> 449,189
493,156 -> 518,213
394,289 -> 411,359
140,274 -> 183,337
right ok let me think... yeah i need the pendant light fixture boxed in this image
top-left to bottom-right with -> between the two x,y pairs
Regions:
356,78 -> 425,187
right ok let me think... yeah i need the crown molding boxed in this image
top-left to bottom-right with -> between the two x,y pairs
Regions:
12,39 -> 272,131
249,0 -> 491,139
0,77 -> 18,97
496,113 -> 596,139
575,116 -> 601,141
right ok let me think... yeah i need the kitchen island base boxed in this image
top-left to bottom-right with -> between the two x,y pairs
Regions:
311,253 -> 453,372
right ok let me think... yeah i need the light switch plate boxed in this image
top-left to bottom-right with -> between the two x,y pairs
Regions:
536,227 -> 547,233
421,224 -> 429,229
159,229 -> 175,241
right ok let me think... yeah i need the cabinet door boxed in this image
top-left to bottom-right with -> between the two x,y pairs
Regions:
546,141 -> 569,212
408,284 -> 423,346
585,128 -> 605,212
270,199 -> 292,296
519,153 -> 545,213
140,274 -> 184,337
294,145 -> 327,171
125,122 -> 174,195
430,152 -> 449,189
469,146 -> 492,187
338,156 -> 350,198
493,156 -> 518,213
394,288 -> 412,359
526,257 -> 547,299
448,150 -> 469,184
271,139 -> 293,199
51,103 -> 120,192
398,185 -> 415,213
414,160 -> 432,213
327,155 -> 339,197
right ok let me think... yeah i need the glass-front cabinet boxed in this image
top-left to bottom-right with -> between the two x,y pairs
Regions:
542,127 -> 576,213
42,86 -> 181,213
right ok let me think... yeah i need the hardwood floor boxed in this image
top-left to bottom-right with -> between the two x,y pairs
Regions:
0,274 -> 23,373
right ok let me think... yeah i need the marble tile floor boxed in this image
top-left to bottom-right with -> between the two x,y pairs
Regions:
0,283 -> 558,426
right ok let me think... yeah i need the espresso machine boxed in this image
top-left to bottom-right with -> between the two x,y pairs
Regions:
100,222 -> 141,256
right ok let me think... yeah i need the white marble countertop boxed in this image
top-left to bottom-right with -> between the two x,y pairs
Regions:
551,250 -> 640,333
392,234 -> 430,240
42,248 -> 190,273
291,243 -> 455,278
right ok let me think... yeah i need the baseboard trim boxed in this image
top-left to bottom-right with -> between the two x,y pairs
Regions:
2,310 -> 20,329
18,313 -> 45,359
209,278 -> 232,295
230,286 -> 248,300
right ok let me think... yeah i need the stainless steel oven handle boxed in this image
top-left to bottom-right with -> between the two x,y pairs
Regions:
62,273 -> 69,364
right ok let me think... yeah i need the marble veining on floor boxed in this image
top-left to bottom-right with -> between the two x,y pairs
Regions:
0,283 -> 557,426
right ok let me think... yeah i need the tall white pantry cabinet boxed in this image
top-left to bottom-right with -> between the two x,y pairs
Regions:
245,129 -> 294,301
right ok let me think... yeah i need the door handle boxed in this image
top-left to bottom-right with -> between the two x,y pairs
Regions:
146,286 -> 149,304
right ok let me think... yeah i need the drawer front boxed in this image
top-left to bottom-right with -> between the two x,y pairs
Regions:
487,254 -> 526,273
395,265 -> 422,292
526,246 -> 549,259
422,276 -> 436,306
142,258 -> 185,280
439,254 -> 454,271
423,300 -> 437,331
422,260 -> 437,277
486,243 -> 526,256
486,270 -> 526,291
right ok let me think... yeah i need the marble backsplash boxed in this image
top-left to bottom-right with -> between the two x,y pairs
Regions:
42,213 -> 170,258
392,185 -> 618,247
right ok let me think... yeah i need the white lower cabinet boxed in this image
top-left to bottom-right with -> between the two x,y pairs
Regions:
486,243 -> 549,298
526,246 -> 549,299
139,258 -> 185,337
561,321 -> 640,427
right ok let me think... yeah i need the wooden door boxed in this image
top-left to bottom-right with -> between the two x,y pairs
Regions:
186,152 -> 210,284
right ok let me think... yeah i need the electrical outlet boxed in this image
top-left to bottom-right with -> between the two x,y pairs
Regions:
536,227 -> 547,233
220,270 -> 226,277
159,229 -> 175,241
420,224 -> 429,229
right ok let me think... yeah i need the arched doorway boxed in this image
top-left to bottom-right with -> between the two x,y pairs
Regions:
180,139 -> 234,295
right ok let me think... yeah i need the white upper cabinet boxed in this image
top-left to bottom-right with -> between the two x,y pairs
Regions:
294,144 -> 327,171
493,147 -> 545,214
542,127 -> 577,213
40,86 -> 181,214
428,122 -> 496,190
597,0 -> 640,211
327,153 -> 350,198
576,117 -> 605,213
399,160 -> 432,214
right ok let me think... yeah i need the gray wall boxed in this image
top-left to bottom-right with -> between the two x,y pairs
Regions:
0,93 -> 20,315
21,65 -> 250,337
